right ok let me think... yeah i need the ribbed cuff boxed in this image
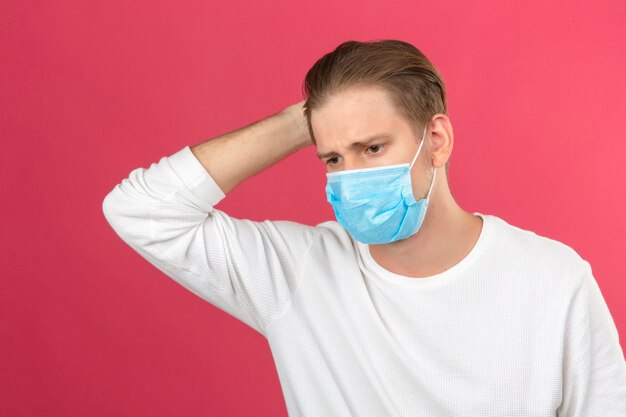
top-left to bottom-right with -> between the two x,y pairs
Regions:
167,145 -> 226,208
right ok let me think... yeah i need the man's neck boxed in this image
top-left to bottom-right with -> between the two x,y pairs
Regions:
368,191 -> 483,279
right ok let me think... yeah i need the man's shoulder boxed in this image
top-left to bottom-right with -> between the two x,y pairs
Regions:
488,213 -> 584,258
487,213 -> 588,281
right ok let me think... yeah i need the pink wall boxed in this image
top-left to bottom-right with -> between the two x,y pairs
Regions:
2,0 -> 625,415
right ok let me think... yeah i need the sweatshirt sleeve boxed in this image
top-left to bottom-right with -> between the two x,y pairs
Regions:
101,145 -> 319,336
557,261 -> 626,416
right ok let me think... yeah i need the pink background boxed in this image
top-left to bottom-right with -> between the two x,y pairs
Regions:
2,0 -> 625,415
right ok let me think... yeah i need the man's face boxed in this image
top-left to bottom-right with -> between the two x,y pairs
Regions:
311,84 -> 432,197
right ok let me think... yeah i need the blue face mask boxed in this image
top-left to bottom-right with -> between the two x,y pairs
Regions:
325,124 -> 436,244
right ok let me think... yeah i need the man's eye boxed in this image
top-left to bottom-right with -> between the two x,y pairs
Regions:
327,157 -> 339,165
367,144 -> 384,153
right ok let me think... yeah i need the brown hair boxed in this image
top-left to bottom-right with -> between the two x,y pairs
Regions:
302,39 -> 450,173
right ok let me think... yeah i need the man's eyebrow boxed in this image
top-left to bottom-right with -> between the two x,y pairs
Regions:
316,134 -> 392,160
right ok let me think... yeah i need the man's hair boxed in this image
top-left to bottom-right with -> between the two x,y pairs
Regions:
302,39 -> 450,174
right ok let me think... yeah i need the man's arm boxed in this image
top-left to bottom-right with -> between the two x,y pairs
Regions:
190,100 -> 312,194
102,100 -> 320,335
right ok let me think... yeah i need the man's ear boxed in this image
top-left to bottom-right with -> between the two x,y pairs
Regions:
429,114 -> 453,168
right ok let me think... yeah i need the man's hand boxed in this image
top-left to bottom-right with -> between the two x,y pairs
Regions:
281,100 -> 314,147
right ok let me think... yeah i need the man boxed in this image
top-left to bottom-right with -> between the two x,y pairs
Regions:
102,39 -> 626,416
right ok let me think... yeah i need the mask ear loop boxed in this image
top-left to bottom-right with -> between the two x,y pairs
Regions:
411,122 -> 436,200
423,121 -> 437,199
410,123 -> 429,170
426,167 -> 437,199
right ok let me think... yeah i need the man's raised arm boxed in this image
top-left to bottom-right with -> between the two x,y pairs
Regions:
102,101 -> 320,336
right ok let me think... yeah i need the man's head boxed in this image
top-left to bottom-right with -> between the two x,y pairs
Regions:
302,39 -> 454,206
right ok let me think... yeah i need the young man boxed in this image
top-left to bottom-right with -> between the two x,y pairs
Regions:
102,40 -> 626,416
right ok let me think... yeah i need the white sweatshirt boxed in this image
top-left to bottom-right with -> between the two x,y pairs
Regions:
102,144 -> 626,417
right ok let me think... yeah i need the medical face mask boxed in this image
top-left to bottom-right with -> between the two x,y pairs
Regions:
325,124 -> 436,244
